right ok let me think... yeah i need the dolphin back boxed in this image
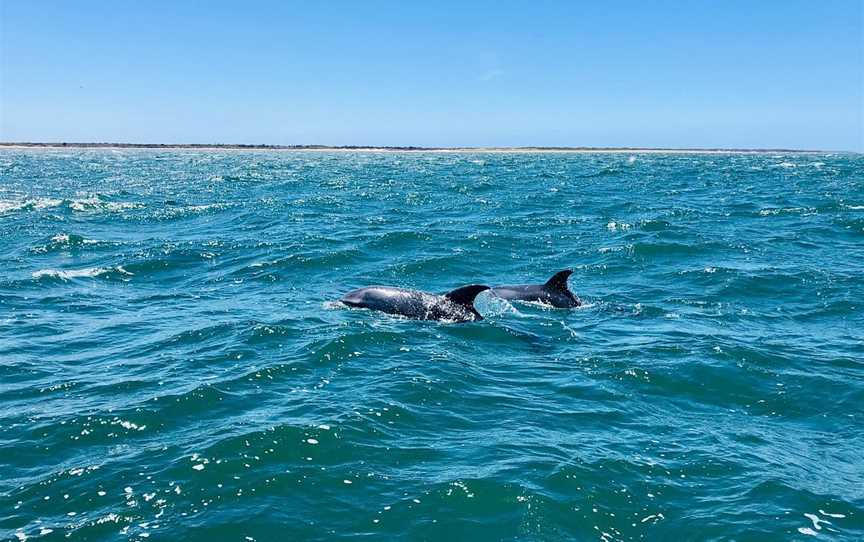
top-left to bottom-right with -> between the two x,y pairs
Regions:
490,270 -> 580,308
341,285 -> 488,322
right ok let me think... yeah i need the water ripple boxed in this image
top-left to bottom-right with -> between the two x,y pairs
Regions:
1,150 -> 862,541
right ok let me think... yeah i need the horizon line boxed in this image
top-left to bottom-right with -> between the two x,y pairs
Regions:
0,142 -> 844,154
0,141 -> 840,154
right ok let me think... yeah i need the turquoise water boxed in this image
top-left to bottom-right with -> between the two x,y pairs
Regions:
1,149 -> 862,541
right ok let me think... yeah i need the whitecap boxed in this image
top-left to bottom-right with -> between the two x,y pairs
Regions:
0,197 -> 63,214
45,233 -> 100,248
598,245 -> 626,254
759,207 -> 812,216
0,200 -> 21,213
116,420 -> 145,431
32,267 -> 110,280
69,197 -> 141,213
157,202 -> 230,219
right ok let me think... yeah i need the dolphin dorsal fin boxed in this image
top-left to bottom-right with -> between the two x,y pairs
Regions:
444,284 -> 490,308
544,270 -> 573,292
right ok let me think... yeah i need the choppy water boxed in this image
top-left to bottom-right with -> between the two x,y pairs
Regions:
1,149 -> 863,541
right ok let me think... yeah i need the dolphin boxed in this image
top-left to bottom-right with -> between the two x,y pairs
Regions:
340,284 -> 490,322
491,270 -> 581,308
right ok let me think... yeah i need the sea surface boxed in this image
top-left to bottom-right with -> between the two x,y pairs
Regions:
1,149 -> 862,541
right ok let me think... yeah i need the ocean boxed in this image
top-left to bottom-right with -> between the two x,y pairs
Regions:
1,149 -> 862,541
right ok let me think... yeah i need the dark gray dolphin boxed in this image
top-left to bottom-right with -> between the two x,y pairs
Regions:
340,284 -> 490,322
491,270 -> 581,308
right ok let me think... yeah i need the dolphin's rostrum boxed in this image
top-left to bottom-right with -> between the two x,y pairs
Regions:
491,269 -> 581,308
340,284 -> 490,322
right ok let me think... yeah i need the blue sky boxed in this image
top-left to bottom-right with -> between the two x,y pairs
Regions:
1,1 -> 861,150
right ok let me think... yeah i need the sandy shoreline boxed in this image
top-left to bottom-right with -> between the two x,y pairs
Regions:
0,143 -> 828,154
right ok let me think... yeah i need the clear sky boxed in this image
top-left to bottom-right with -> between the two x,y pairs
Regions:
1,1 -> 861,150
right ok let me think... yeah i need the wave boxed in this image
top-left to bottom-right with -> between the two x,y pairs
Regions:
0,197 -> 63,214
0,196 -> 141,216
67,196 -> 142,213
30,233 -> 112,254
4,149 -> 864,542
31,267 -> 125,280
0,195 -> 236,221
151,201 -> 236,220
758,206 -> 818,217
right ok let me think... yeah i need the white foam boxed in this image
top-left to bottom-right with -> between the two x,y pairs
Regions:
158,202 -> 229,218
47,233 -> 100,246
96,513 -> 121,524
0,197 -> 63,214
598,246 -> 626,254
32,266 -> 131,280
804,512 -> 831,531
32,267 -> 109,279
759,207 -> 813,216
0,201 -> 20,213
117,420 -> 145,431
69,197 -> 140,213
